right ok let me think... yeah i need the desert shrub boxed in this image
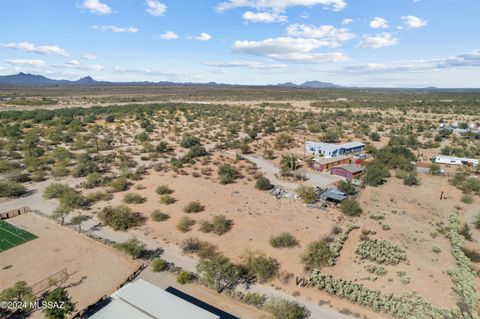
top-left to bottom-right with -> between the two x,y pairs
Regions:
160,194 -> 176,205
180,237 -> 217,258
461,194 -> 473,204
242,250 -> 279,283
197,255 -> 240,293
122,193 -> 145,204
429,163 -> 442,175
449,175 -> 480,194
356,239 -> 406,265
255,176 -> 274,190
7,171 -> 31,183
0,281 -> 36,314
264,298 -> 310,319
197,243 -> 218,259
176,216 -> 195,232
397,271 -> 411,285
199,220 -> 214,233
84,172 -> 107,188
186,144 -> 208,158
274,133 -> 295,150
364,163 -> 390,186
181,134 -> 201,148
155,184 -> 173,195
42,287 -> 75,319
296,185 -> 317,204
301,241 -> 333,269
218,164 -> 239,184
151,258 -> 167,272
110,176 -> 129,192
114,237 -> 145,259
98,205 -> 145,231
85,191 -> 113,203
199,215 -> 233,235
337,180 -> 356,195
150,210 -> 170,221
43,183 -> 71,199
322,130 -> 340,143
374,145 -> 416,171
269,232 -> 299,248
369,131 -> 381,141
0,180 -> 27,197
403,172 -> 419,186
105,115 -> 115,123
460,223 -> 472,241
176,271 -> 195,284
340,198 -> 363,217
365,264 -> 387,276
475,213 -> 480,229
181,237 -> 204,254
0,160 -> 20,173
58,189 -> 87,209
242,292 -> 267,307
183,201 -> 205,213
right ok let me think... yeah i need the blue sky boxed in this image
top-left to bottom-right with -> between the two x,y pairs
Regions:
0,0 -> 479,87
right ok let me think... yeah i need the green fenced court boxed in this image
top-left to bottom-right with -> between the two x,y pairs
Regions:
0,220 -> 37,252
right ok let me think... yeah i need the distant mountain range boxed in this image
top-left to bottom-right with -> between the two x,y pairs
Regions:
0,73 -> 478,91
0,72 -> 342,88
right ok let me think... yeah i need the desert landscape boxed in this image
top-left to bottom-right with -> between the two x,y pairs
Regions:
1,84 -> 479,319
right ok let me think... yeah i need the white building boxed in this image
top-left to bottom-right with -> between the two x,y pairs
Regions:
433,155 -> 479,167
89,279 -> 220,319
306,141 -> 365,158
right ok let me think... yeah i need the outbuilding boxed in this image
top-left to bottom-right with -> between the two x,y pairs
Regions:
309,155 -> 351,172
89,279 -> 223,319
432,155 -> 479,167
330,164 -> 364,180
305,141 -> 365,158
321,189 -> 347,203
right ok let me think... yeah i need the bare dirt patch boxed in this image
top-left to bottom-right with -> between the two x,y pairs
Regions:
0,213 -> 140,313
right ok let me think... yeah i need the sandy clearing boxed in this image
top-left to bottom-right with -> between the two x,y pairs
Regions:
0,213 -> 140,313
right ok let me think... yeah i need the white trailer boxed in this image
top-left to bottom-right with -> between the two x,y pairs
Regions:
433,155 -> 479,167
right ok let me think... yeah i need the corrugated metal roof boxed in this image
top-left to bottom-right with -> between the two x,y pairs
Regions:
333,164 -> 364,174
312,155 -> 350,165
89,280 -> 219,319
306,141 -> 364,152
322,189 -> 347,202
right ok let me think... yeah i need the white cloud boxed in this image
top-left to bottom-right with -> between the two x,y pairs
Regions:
81,0 -> 112,15
1,42 -> 69,57
340,50 -> 480,74
242,11 -> 287,23
82,54 -> 97,60
205,60 -> 287,69
216,0 -> 347,12
111,66 -> 199,81
146,0 -> 167,16
232,37 -> 349,62
369,17 -> 389,29
159,31 -> 179,40
85,64 -> 105,71
286,24 -> 355,46
67,60 -> 80,66
54,60 -> 105,71
357,33 -> 398,49
5,59 -> 46,67
401,15 -> 428,28
341,18 -> 353,25
93,25 -> 138,33
195,33 -> 212,41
